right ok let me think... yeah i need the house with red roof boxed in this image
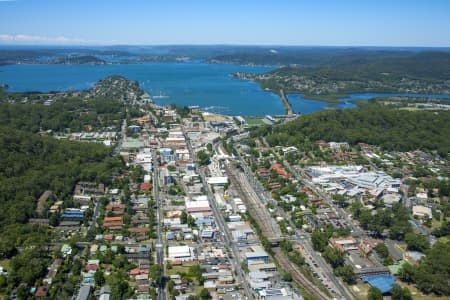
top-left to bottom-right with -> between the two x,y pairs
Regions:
86,264 -> 99,272
140,182 -> 151,191
35,286 -> 48,299
270,163 -> 291,179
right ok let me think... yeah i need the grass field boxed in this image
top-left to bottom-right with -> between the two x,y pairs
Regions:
202,113 -> 229,122
349,283 -> 371,300
245,117 -> 266,126
0,259 -> 10,271
398,282 -> 448,300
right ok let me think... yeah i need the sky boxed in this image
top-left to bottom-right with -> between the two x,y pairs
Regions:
0,0 -> 449,47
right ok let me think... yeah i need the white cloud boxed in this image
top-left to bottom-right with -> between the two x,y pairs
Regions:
0,34 -> 86,44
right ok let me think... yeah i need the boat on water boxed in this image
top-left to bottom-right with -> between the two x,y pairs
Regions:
153,91 -> 169,99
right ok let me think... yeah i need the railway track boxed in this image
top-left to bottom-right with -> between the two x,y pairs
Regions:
226,165 -> 331,300
274,248 -> 331,300
226,166 -> 279,238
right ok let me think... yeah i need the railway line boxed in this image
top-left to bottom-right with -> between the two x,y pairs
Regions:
225,164 -> 333,300
226,165 -> 280,239
274,248 -> 330,300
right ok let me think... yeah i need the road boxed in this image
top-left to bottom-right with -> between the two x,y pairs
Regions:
89,201 -> 100,231
231,142 -> 353,300
286,162 -> 363,238
112,119 -> 127,156
185,136 -> 253,299
198,168 -> 253,299
281,162 -> 355,300
224,144 -> 339,299
280,89 -> 294,116
89,118 -> 127,231
153,150 -> 166,300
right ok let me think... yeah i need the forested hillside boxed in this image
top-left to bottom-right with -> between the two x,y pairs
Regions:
253,106 -> 450,156
0,97 -> 126,133
0,126 -> 123,229
239,52 -> 450,97
269,52 -> 450,81
209,47 -> 415,66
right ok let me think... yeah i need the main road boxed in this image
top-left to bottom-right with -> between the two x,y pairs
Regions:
184,133 -> 253,299
281,161 -> 355,300
222,143 -> 336,300
153,150 -> 166,300
232,144 -> 353,300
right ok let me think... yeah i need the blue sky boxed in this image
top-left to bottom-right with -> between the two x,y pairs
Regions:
0,0 -> 449,46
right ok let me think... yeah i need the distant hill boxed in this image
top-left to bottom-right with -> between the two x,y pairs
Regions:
286,51 -> 450,80
208,47 -> 426,66
238,52 -> 450,98
52,55 -> 107,65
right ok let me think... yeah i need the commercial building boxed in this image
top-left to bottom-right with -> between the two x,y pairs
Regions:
412,205 -> 432,219
168,245 -> 194,261
245,246 -> 270,262
328,237 -> 358,253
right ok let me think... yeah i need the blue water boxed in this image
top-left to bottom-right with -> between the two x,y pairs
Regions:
0,62 -> 281,116
1,62 -> 449,116
288,92 -> 450,114
287,94 -> 330,113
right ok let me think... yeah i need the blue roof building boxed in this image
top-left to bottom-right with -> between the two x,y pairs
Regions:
363,275 -> 396,294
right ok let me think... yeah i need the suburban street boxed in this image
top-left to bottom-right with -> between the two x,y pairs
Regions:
186,138 -> 253,299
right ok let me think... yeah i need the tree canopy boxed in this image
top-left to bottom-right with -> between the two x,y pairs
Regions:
398,241 -> 450,296
253,105 -> 450,156
0,97 -> 126,133
0,126 -> 123,230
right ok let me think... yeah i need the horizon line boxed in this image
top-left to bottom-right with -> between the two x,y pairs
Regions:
1,43 -> 450,49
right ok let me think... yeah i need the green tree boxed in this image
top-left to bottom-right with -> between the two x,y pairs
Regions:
107,272 -> 131,300
398,263 -> 415,283
197,150 -> 210,166
49,213 -> 60,227
280,240 -> 293,252
334,265 -> 356,284
281,271 -> 293,282
199,288 -> 211,299
94,270 -> 105,286
149,265 -> 162,286
187,215 -> 196,228
404,233 -> 430,252
391,284 -> 412,300
311,230 -> 329,252
323,246 -> 344,268
0,275 -> 6,288
188,265 -> 203,283
431,220 -> 450,237
167,279 -> 175,294
368,286 -> 383,300
180,211 -> 188,224
333,194 -> 349,208
374,243 -> 389,259
9,247 -> 49,287
414,242 -> 450,295
16,284 -> 29,300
